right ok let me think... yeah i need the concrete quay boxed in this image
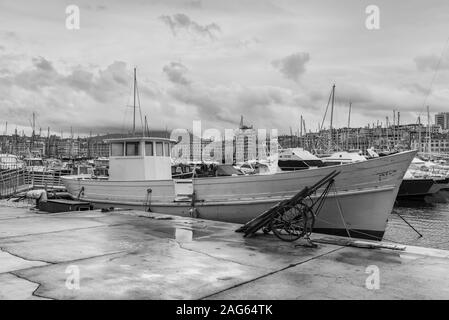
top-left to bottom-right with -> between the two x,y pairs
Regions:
1,205 -> 449,300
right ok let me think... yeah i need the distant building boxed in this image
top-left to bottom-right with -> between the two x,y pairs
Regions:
171,117 -> 276,164
235,116 -> 257,163
435,112 -> 449,130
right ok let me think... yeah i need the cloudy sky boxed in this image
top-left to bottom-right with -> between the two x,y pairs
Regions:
1,0 -> 449,136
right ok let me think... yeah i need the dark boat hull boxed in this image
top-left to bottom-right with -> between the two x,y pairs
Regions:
397,179 -> 435,199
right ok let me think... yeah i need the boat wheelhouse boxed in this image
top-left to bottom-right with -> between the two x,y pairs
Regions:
107,136 -> 176,181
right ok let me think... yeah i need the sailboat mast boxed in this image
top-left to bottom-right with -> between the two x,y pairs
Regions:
133,67 -> 137,136
329,84 -> 335,152
347,102 -> 352,150
392,110 -> 396,149
385,116 -> 389,150
31,112 -> 35,151
427,105 -> 431,155
416,116 -> 420,152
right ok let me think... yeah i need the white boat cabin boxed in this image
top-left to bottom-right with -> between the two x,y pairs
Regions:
107,137 -> 176,181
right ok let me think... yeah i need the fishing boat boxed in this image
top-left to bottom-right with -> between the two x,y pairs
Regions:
61,134 -> 416,240
62,70 -> 416,240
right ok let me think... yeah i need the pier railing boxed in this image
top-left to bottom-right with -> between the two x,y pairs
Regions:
0,169 -> 69,198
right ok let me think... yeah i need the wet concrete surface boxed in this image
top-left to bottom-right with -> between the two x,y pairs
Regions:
1,206 -> 449,299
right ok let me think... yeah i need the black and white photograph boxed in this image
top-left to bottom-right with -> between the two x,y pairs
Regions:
1,0 -> 449,306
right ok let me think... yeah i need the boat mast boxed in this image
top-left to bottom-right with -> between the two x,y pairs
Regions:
47,127 -> 50,157
133,67 -> 137,136
31,112 -> 35,153
392,110 -> 396,149
385,116 -> 389,150
302,117 -> 306,149
289,126 -> 293,148
397,111 -> 400,149
329,84 -> 335,153
417,116 -> 421,153
427,105 -> 431,155
347,102 -> 351,150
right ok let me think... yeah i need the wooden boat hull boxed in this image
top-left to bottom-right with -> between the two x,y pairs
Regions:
62,150 -> 416,240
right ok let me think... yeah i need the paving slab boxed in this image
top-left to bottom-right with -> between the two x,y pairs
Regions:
206,246 -> 449,300
0,215 -> 107,239
0,205 -> 36,220
0,273 -> 48,300
0,249 -> 49,273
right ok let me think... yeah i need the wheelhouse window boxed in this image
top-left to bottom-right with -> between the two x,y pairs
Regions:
111,143 -> 124,156
126,142 -> 140,156
164,143 -> 170,157
145,142 -> 154,156
156,142 -> 163,156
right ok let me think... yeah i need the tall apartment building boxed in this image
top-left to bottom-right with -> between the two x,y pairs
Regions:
435,112 -> 449,130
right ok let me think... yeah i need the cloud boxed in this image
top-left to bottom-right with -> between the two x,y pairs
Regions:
0,30 -> 18,40
414,54 -> 449,72
159,13 -> 221,40
167,78 -> 302,129
237,37 -> 261,49
272,52 -> 310,82
163,62 -> 191,85
85,4 -> 107,11
0,57 -> 139,132
13,56 -> 59,90
32,56 -> 54,71
3,57 -> 130,103
185,0 -> 202,9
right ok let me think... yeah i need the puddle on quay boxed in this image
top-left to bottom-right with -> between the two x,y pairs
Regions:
175,228 -> 194,242
152,225 -> 210,241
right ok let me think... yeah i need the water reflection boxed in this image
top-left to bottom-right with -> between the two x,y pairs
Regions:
175,228 -> 193,242
387,195 -> 449,250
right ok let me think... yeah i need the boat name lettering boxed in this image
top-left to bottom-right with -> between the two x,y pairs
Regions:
376,169 -> 397,181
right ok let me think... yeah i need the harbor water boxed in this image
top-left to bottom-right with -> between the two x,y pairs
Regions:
385,191 -> 449,250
